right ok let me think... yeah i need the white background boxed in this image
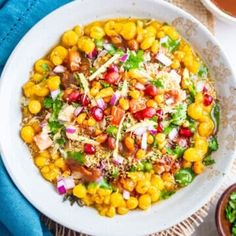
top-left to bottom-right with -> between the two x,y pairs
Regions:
194,19 -> 236,236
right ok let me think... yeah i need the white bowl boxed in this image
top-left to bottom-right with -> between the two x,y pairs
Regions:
200,0 -> 236,24
0,0 -> 236,235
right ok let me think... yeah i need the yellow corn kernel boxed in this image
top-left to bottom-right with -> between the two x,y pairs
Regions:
154,94 -> 164,105
165,27 -> 179,40
77,36 -> 95,54
33,84 -> 49,97
144,26 -> 157,38
151,175 -> 164,190
104,21 -> 118,37
28,100 -> 41,114
50,46 -> 68,65
198,119 -> 214,137
90,87 -> 100,97
83,195 -> 93,206
135,179 -> 151,194
148,186 -> 161,202
39,150 -> 50,158
40,166 -> 50,174
87,183 -> 99,195
140,36 -> 155,50
157,31 -> 165,38
187,103 -> 204,120
104,195 -> 110,205
95,87 -> 114,99
151,40 -> 159,54
54,158 -> 65,169
41,170 -> 58,182
124,136 -> 135,151
155,133 -> 166,144
129,90 -> 140,99
62,30 -> 79,47
76,113 -> 87,124
146,99 -> 157,108
193,161 -> 205,174
189,60 -> 200,74
171,60 -> 180,69
47,76 -> 61,91
73,25 -> 84,37
23,81 -> 35,97
120,22 -> 137,40
183,54 -> 193,67
98,207 -> 108,216
106,206 -> 116,218
195,137 -> 208,155
110,192 -> 123,207
126,197 -> 139,210
182,160 -> 192,168
119,98 -> 129,110
117,207 -> 129,215
73,184 -> 87,198
34,59 -> 52,74
122,179 -> 135,192
136,149 -> 146,159
90,26 -> 105,39
32,73 -> 43,82
138,194 -> 151,210
97,188 -> 112,197
183,148 -> 203,162
34,156 -> 49,167
162,172 -> 175,183
174,51 -> 185,60
195,93 -> 204,103
87,117 -> 96,126
147,134 -> 154,145
20,126 -> 35,143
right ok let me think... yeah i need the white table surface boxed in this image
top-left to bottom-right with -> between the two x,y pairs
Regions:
193,19 -> 236,236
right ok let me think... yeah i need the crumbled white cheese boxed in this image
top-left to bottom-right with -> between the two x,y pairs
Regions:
126,120 -> 156,132
156,52 -> 172,66
34,132 -> 53,151
58,105 -> 76,122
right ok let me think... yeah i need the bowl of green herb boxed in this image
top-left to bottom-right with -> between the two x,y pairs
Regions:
216,184 -> 236,236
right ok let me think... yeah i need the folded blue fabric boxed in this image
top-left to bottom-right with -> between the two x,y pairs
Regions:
0,0 -> 70,235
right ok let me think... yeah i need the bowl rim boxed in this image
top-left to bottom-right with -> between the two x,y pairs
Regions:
200,0 -> 236,23
0,0 -> 236,235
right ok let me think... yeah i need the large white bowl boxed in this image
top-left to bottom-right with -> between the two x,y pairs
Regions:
0,0 -> 236,235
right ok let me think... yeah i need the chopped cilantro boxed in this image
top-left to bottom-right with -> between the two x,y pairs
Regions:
189,83 -> 197,102
208,137 -> 219,152
95,39 -> 104,48
101,81 -> 110,88
171,104 -> 187,125
48,120 -> 64,134
151,78 -> 164,88
52,98 -> 63,119
167,146 -> 185,158
56,137 -> 66,146
150,115 -> 158,122
198,64 -> 208,78
160,36 -> 180,52
203,155 -> 215,166
106,125 -> 118,137
123,50 -> 144,71
67,151 -> 86,164
164,124 -> 177,134
43,97 -> 53,109
99,178 -> 113,190
160,190 -> 176,200
41,63 -> 50,72
211,102 -> 220,132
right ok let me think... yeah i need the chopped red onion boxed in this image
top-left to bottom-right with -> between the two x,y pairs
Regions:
57,179 -> 66,195
196,81 -> 205,92
123,190 -> 130,200
149,130 -> 157,135
141,132 -> 148,150
66,126 -> 76,134
135,82 -> 145,90
156,52 -> 172,66
113,154 -> 124,165
96,176 -> 104,184
51,89 -> 60,100
168,128 -> 178,140
53,65 -> 66,73
134,127 -> 146,136
74,106 -> 83,116
63,177 -> 75,189
108,64 -> 119,73
120,54 -> 129,62
170,70 -> 181,84
87,48 -> 97,59
96,98 -> 107,110
110,91 -> 120,106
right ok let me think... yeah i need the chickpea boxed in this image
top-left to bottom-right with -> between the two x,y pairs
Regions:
32,73 -> 43,83
122,178 -> 135,192
151,40 -> 159,54
77,36 -> 95,54
183,147 -> 203,162
73,25 -> 84,37
151,175 -> 164,190
50,46 -> 68,65
104,21 -> 118,37
34,59 -> 52,74
135,179 -> 151,194
147,134 -> 154,145
117,207 -> 129,215
76,113 -> 87,124
148,186 -> 160,202
138,194 -> 151,210
127,39 -> 139,50
126,197 -> 138,210
129,90 -> 140,99
110,192 -> 123,207
61,30 -> 79,47
140,36 -> 155,50
144,26 -> 157,37
33,84 -> 49,97
119,98 -> 129,110
28,100 -> 41,114
136,149 -> 146,159
187,103 -> 204,120
157,31 -> 165,38
195,136 -> 208,155
124,136 -> 135,151
193,161 -> 205,174
90,26 -> 105,39
54,158 -> 66,169
73,184 -> 87,198
23,81 -> 35,97
21,126 -> 35,143
136,20 -> 144,43
120,22 -> 137,40
47,76 -> 61,91
106,206 -> 116,218
171,60 -> 180,69
34,156 -> 49,167
198,119 -> 214,137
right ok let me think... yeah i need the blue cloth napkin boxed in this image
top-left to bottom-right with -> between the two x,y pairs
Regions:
0,0 -> 71,235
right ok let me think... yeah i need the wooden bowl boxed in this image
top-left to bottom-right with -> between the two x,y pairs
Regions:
216,184 -> 236,236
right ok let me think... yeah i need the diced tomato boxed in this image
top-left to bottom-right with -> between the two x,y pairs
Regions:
111,106 -> 125,125
68,51 -> 81,71
129,99 -> 146,113
142,107 -> 156,119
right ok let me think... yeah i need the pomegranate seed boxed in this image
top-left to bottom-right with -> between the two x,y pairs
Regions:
157,123 -> 163,133
67,91 -> 80,103
203,94 -> 213,106
84,143 -> 96,154
142,107 -> 156,119
104,71 -> 120,84
78,94 -> 90,106
179,127 -> 193,137
156,109 -> 164,121
91,106 -> 104,121
202,86 -> 208,94
144,85 -> 158,97
107,64 -> 119,73
133,111 -> 143,120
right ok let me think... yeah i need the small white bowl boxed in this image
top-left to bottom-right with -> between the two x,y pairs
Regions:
200,0 -> 236,24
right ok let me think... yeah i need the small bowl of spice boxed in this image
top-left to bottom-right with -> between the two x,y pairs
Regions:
216,184 -> 236,236
200,0 -> 236,23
